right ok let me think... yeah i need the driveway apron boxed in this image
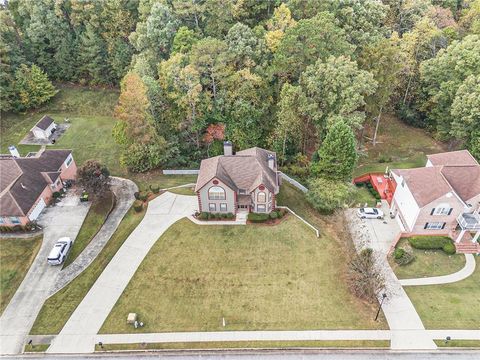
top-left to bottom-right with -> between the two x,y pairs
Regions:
0,200 -> 90,355
47,192 -> 198,354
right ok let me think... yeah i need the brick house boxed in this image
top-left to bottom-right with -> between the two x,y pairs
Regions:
390,150 -> 480,243
0,149 -> 77,227
195,142 -> 281,214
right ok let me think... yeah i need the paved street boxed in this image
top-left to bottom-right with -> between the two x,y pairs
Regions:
47,192 -> 198,354
0,198 -> 90,355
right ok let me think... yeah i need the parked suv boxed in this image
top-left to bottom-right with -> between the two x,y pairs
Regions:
47,237 -> 72,265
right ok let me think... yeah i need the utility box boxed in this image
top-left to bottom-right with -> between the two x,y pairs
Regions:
127,313 -> 137,324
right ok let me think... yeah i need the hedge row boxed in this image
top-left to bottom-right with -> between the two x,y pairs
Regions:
0,222 -> 37,233
408,236 -> 452,250
197,212 -> 235,220
248,208 -> 287,223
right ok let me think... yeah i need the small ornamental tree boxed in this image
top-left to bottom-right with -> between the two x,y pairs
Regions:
306,178 -> 353,214
311,120 -> 358,181
14,64 -> 57,111
77,160 -> 111,199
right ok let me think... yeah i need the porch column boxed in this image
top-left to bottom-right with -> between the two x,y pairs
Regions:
472,230 -> 480,243
455,229 -> 466,243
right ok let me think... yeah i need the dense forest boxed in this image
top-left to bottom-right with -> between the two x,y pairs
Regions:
1,0 -> 479,205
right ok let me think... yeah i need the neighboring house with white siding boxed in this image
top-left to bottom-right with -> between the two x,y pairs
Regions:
195,142 -> 281,215
390,150 -> 480,243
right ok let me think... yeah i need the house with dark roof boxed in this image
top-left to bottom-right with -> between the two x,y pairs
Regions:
390,150 -> 480,244
195,142 -> 281,214
31,115 -> 57,139
0,149 -> 77,227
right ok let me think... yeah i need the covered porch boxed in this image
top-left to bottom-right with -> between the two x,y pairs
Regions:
454,212 -> 480,254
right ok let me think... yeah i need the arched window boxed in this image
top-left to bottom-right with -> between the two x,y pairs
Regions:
208,186 -> 226,200
257,191 -> 266,203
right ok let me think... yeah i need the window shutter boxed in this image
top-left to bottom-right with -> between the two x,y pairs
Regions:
448,208 -> 453,215
441,222 -> 446,229
430,208 -> 435,215
424,223 -> 429,229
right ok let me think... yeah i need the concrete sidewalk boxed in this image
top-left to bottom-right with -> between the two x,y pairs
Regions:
47,192 -> 198,354
399,253 -> 476,286
346,203 -> 437,350
0,201 -> 90,355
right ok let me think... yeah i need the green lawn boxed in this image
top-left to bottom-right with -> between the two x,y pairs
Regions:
30,207 -> 146,335
129,170 -> 197,192
389,239 -> 466,279
95,340 -> 390,351
24,344 -> 50,352
405,257 -> 480,329
355,114 -> 446,177
167,185 -> 196,195
435,340 -> 480,348
63,191 -> 115,267
100,216 -> 385,334
349,186 -> 377,208
0,236 -> 42,314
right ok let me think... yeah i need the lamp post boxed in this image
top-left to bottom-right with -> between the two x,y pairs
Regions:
375,293 -> 387,321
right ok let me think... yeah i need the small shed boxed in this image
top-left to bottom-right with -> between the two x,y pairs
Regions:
31,115 -> 56,139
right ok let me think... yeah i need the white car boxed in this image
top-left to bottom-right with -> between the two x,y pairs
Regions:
47,237 -> 72,265
357,207 -> 384,219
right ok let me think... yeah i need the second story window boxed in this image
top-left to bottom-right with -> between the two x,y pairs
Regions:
257,191 -> 266,203
208,186 -> 226,200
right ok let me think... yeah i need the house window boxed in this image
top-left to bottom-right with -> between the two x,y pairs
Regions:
269,192 -> 272,201
0,217 -> 5,224
257,191 -> 266,203
65,155 -> 73,168
209,203 -> 216,212
424,222 -> 445,230
208,186 -> 226,200
10,217 -> 20,225
257,204 -> 266,213
432,206 -> 452,216
220,203 -> 227,212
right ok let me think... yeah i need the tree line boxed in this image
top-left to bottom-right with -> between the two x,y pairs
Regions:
1,0 -> 479,200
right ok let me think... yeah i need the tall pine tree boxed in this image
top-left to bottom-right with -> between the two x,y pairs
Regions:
14,64 -> 58,111
78,24 -> 112,85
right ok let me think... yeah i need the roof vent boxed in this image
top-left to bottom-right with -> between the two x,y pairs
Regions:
267,154 -> 275,170
20,183 -> 27,189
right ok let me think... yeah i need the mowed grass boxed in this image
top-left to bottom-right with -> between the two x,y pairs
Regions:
95,340 -> 390,351
405,257 -> 480,329
30,207 -> 146,335
100,216 -> 385,333
166,185 -> 196,195
0,236 -> 42,314
63,191 -> 115,267
355,114 -> 446,177
389,239 -> 466,279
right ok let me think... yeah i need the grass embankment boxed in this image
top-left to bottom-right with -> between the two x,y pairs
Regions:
95,340 -> 390,351
30,207 -> 146,335
354,114 -> 446,177
405,257 -> 480,329
0,236 -> 42,315
434,340 -> 480,348
166,186 -> 196,196
389,239 -> 466,280
63,191 -> 115,267
101,214 -> 385,334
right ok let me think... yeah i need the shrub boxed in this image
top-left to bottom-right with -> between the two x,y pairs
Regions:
138,191 -> 148,202
52,191 -> 62,199
248,213 -> 270,223
150,185 -> 160,194
226,213 -> 235,219
408,236 -> 452,250
269,211 -> 279,220
395,251 -> 415,265
133,200 -> 143,212
134,191 -> 140,200
393,248 -> 405,260
278,208 -> 287,217
198,212 -> 209,220
306,178 -> 353,214
443,242 -> 456,255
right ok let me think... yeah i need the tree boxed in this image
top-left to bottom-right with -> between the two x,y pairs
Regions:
225,22 -> 258,69
265,3 -> 296,52
311,121 -> 358,181
272,12 -> 354,82
299,56 -> 377,134
77,160 -> 111,199
78,24 -> 112,84
14,64 -> 58,111
450,75 -> 480,152
306,178 -> 353,214
347,248 -> 385,303
420,35 -> 480,140
172,26 -> 199,54
203,123 -> 225,156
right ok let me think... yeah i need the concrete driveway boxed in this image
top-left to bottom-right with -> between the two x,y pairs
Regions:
0,198 -> 90,355
47,192 -> 198,354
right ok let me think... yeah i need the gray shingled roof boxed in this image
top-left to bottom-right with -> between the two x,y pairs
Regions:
34,115 -> 55,130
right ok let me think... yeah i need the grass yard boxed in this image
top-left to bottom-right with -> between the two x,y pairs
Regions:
389,239 -> 466,279
30,207 -> 146,335
405,257 -> 480,329
95,340 -> 390,351
0,236 -> 42,314
130,170 -> 198,192
101,216 -> 385,334
355,114 -> 446,177
435,340 -> 480,348
63,191 -> 115,267
349,186 -> 377,208
166,185 -> 196,195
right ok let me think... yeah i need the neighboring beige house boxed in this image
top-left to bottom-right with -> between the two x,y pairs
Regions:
390,150 -> 480,243
0,149 -> 77,227
31,115 -> 56,139
195,142 -> 281,214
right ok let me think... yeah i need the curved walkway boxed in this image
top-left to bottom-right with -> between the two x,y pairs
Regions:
47,192 -> 198,354
49,177 -> 138,296
399,254 -> 476,286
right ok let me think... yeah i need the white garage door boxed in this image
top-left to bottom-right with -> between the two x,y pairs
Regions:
29,198 -> 46,221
